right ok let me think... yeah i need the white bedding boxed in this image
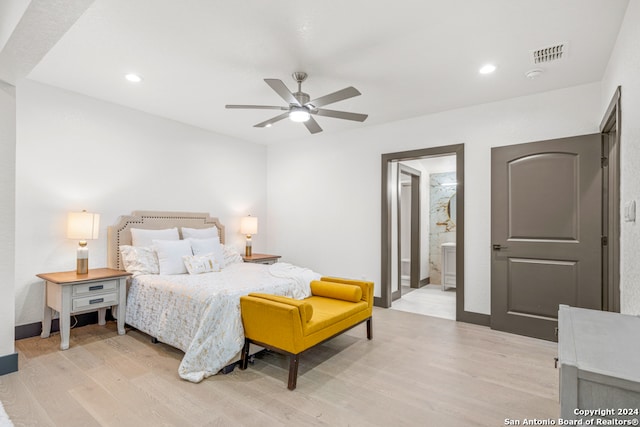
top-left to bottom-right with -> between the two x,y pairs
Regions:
125,262 -> 320,382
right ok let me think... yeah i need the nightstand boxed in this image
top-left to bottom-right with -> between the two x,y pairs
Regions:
242,253 -> 281,265
37,268 -> 131,350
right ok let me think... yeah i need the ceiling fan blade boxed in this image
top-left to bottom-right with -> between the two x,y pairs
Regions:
226,104 -> 288,110
254,112 -> 289,128
303,116 -> 323,134
312,108 -> 368,122
264,79 -> 301,106
306,86 -> 361,108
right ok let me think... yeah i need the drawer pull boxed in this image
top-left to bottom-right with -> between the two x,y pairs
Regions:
89,298 -> 104,305
89,285 -> 104,291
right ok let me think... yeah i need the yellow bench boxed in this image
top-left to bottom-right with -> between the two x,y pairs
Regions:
239,276 -> 373,390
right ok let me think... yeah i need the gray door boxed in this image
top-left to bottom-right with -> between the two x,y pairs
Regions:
394,164 -> 421,301
491,134 -> 602,341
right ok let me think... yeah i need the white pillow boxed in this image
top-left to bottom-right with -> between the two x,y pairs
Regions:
189,237 -> 225,267
119,245 -> 159,275
182,227 -> 218,239
183,253 -> 221,274
131,227 -> 179,247
222,244 -> 244,265
153,239 -> 192,275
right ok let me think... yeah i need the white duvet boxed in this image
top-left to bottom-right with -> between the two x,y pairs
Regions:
125,262 -> 320,382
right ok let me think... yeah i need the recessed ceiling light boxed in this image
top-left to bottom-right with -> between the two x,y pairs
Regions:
479,64 -> 496,74
125,73 -> 143,83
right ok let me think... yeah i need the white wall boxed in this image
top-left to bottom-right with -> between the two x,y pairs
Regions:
267,82 -> 601,315
0,84 -> 16,356
601,0 -> 640,315
15,80 -> 268,326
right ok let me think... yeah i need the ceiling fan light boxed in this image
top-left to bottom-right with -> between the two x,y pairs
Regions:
289,107 -> 310,122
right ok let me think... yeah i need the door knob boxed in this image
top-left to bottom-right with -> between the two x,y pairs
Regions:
492,244 -> 508,251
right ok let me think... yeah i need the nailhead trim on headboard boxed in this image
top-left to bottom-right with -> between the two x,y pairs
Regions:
107,211 -> 226,270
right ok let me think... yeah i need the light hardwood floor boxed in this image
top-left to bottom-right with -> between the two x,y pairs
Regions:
392,284 -> 456,320
1,307 -> 559,426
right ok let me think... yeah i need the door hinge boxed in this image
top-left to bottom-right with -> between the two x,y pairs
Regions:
601,156 -> 609,167
602,236 -> 608,246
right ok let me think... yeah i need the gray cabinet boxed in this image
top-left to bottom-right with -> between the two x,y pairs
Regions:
558,305 -> 640,421
441,243 -> 456,291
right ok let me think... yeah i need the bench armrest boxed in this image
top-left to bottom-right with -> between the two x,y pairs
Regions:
240,294 -> 307,354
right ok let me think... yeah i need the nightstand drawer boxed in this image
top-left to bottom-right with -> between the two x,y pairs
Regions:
73,280 -> 117,296
72,292 -> 118,311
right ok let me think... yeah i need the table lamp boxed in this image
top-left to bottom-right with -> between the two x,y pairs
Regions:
67,210 -> 100,274
240,215 -> 258,257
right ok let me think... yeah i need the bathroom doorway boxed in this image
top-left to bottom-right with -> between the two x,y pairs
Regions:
381,144 -> 470,323
395,156 -> 457,319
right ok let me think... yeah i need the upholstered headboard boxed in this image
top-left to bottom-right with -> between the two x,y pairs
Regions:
107,210 -> 225,271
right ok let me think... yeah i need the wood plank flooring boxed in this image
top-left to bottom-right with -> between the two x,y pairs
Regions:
1,307 -> 559,426
392,284 -> 456,319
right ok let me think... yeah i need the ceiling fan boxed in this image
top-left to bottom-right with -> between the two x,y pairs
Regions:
225,72 -> 368,134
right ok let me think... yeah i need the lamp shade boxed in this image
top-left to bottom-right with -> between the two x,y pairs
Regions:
67,211 -> 100,240
240,216 -> 258,235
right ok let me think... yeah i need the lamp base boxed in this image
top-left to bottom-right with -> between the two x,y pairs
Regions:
77,258 -> 88,275
77,242 -> 89,274
245,234 -> 253,257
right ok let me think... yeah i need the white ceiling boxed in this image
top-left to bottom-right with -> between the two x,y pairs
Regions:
18,0 -> 631,144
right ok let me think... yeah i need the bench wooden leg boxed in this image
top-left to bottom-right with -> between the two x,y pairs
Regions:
240,338 -> 250,370
366,318 -> 373,340
288,354 -> 300,390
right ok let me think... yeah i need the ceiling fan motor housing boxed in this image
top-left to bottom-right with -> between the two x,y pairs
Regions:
293,91 -> 310,107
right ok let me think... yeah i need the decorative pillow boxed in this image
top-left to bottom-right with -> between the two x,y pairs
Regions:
189,237 -> 225,267
119,245 -> 159,275
182,227 -> 218,239
183,253 -> 221,274
310,280 -> 363,303
152,239 -> 193,275
222,244 -> 244,265
131,227 -> 179,247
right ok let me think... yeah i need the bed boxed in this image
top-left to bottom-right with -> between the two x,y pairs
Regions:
107,210 -> 320,382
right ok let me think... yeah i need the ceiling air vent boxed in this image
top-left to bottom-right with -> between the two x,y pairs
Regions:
532,43 -> 566,64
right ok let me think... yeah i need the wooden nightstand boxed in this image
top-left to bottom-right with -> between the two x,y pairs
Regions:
38,268 -> 131,350
242,254 -> 281,265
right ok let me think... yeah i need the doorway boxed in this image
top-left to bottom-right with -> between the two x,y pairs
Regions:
381,144 -> 472,323
393,159 -> 457,320
396,163 -> 421,300
600,86 -> 621,313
